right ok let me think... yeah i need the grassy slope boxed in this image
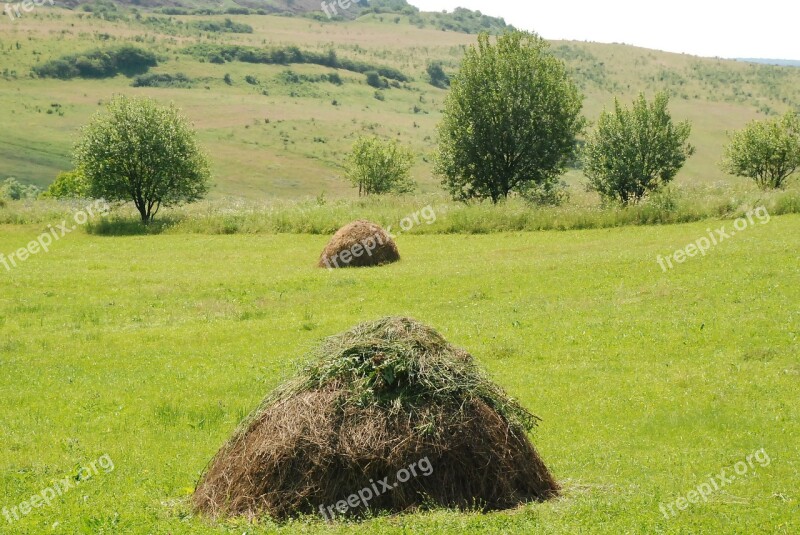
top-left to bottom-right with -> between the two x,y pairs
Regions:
1,9 -> 800,201
0,216 -> 798,533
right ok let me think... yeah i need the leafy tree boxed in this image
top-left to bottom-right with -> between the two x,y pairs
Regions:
583,92 -> 694,205
344,136 -> 416,196
435,31 -> 584,203
42,170 -> 90,199
75,96 -> 211,223
721,111 -> 800,190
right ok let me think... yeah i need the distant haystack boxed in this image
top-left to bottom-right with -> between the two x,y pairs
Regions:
193,317 -> 558,521
318,219 -> 400,268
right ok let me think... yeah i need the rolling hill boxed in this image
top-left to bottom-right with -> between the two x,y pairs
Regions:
1,4 -> 799,200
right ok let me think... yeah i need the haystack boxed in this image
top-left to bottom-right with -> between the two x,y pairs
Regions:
318,220 -> 399,268
193,317 -> 558,521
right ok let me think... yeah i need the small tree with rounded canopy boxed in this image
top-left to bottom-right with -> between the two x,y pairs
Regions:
721,111 -> 800,190
344,136 -> 416,196
583,92 -> 694,205
75,96 -> 211,223
435,31 -> 584,204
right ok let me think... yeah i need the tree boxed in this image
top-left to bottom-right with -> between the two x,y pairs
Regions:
42,170 -> 89,199
75,96 -> 211,223
721,111 -> 800,190
435,31 -> 584,204
583,92 -> 694,205
344,136 -> 416,196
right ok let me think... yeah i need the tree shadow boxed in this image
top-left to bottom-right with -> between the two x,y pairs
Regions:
85,217 -> 178,236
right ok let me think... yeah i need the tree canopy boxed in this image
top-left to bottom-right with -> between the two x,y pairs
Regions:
583,92 -> 694,205
435,31 -> 584,204
74,96 -> 211,223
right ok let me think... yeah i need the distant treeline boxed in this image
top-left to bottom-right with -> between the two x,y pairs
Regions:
32,46 -> 157,79
157,6 -> 269,16
183,44 -> 410,82
361,1 -> 513,34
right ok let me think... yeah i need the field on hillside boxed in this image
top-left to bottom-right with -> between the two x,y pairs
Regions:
2,7 -> 800,200
1,215 -> 798,533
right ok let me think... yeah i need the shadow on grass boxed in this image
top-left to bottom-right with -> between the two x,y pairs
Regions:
85,217 -> 179,236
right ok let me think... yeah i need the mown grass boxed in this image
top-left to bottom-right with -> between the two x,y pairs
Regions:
0,216 -> 798,533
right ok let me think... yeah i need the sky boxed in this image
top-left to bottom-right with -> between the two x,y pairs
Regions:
408,0 -> 800,60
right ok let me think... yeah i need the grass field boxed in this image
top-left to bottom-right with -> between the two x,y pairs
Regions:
1,214 -> 797,533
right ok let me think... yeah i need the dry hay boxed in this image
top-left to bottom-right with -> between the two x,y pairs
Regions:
318,220 -> 400,268
193,317 -> 558,521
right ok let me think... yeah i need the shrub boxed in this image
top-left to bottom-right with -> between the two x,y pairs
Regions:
131,73 -> 193,88
42,170 -> 89,199
584,92 -> 694,205
33,46 -> 157,79
192,18 -> 253,33
0,178 -> 40,200
721,110 -> 800,190
365,71 -> 387,88
345,136 -> 416,196
427,61 -> 450,88
182,44 -> 409,82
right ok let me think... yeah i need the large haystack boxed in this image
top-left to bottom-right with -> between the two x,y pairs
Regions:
193,317 -> 558,521
318,220 -> 400,268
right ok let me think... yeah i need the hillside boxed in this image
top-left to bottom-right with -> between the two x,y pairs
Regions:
1,7 -> 800,200
737,58 -> 800,68
60,0 -> 514,30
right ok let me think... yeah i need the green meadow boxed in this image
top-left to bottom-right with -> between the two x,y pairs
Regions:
1,214 -> 798,533
1,3 -> 800,533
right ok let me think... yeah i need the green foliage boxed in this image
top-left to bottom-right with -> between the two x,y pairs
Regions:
0,177 -> 40,200
74,96 -> 211,223
721,111 -> 800,190
365,70 -> 387,89
41,170 -> 90,199
519,179 -> 571,206
344,136 -> 416,196
183,44 -> 409,82
364,1 -> 513,34
33,45 -> 157,79
426,61 -> 449,88
131,72 -> 193,88
191,18 -> 253,33
584,92 -> 695,205
436,31 -> 584,204
277,70 -> 342,85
